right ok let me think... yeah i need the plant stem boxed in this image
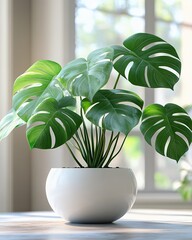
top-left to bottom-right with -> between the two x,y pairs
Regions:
92,127 -> 106,167
113,73 -> 121,89
67,96 -> 127,168
97,131 -> 114,167
72,134 -> 86,161
103,133 -> 120,167
102,131 -> 114,160
104,135 -> 127,167
80,106 -> 93,166
90,123 -> 95,157
66,142 -> 83,167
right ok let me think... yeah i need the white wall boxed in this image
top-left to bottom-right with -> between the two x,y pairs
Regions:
11,0 -> 32,212
0,0 -> 76,211
0,0 -> 12,212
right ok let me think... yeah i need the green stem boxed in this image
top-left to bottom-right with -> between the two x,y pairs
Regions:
80,107 -> 93,166
66,143 -> 83,167
97,131 -> 114,167
72,135 -> 86,161
93,127 -> 106,167
104,135 -> 127,167
113,73 -> 121,89
80,126 -> 92,167
103,133 -> 120,167
90,123 -> 95,156
103,131 -> 114,159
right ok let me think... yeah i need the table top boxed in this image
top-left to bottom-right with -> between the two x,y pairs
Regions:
0,209 -> 192,240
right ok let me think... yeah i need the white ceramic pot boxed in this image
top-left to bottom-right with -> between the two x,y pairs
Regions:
46,168 -> 137,223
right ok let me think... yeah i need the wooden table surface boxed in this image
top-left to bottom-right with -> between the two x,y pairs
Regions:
0,209 -> 192,240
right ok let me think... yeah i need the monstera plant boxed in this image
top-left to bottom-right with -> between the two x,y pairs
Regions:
0,33 -> 192,167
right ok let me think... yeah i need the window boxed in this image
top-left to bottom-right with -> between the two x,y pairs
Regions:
75,0 -> 192,192
155,0 -> 192,190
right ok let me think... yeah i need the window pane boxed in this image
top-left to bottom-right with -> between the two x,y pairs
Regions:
155,0 -> 192,105
155,154 -> 180,190
155,21 -> 181,104
155,0 -> 181,23
155,0 -> 192,190
110,135 -> 145,190
127,0 -> 144,17
76,0 -> 144,58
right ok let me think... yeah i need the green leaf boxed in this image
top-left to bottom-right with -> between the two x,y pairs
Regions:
13,60 -> 63,121
140,103 -> 192,161
82,89 -> 143,135
112,33 -> 181,89
0,109 -> 25,141
27,97 -> 82,149
58,47 -> 114,101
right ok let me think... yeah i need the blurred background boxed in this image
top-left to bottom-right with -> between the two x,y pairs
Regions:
0,0 -> 191,212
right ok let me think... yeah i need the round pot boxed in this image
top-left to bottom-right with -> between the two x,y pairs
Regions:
46,168 -> 137,224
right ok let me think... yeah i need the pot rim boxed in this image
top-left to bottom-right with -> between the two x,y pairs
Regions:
49,167 -> 134,171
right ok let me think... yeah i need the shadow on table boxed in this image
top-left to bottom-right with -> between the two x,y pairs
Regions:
64,220 -> 191,240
